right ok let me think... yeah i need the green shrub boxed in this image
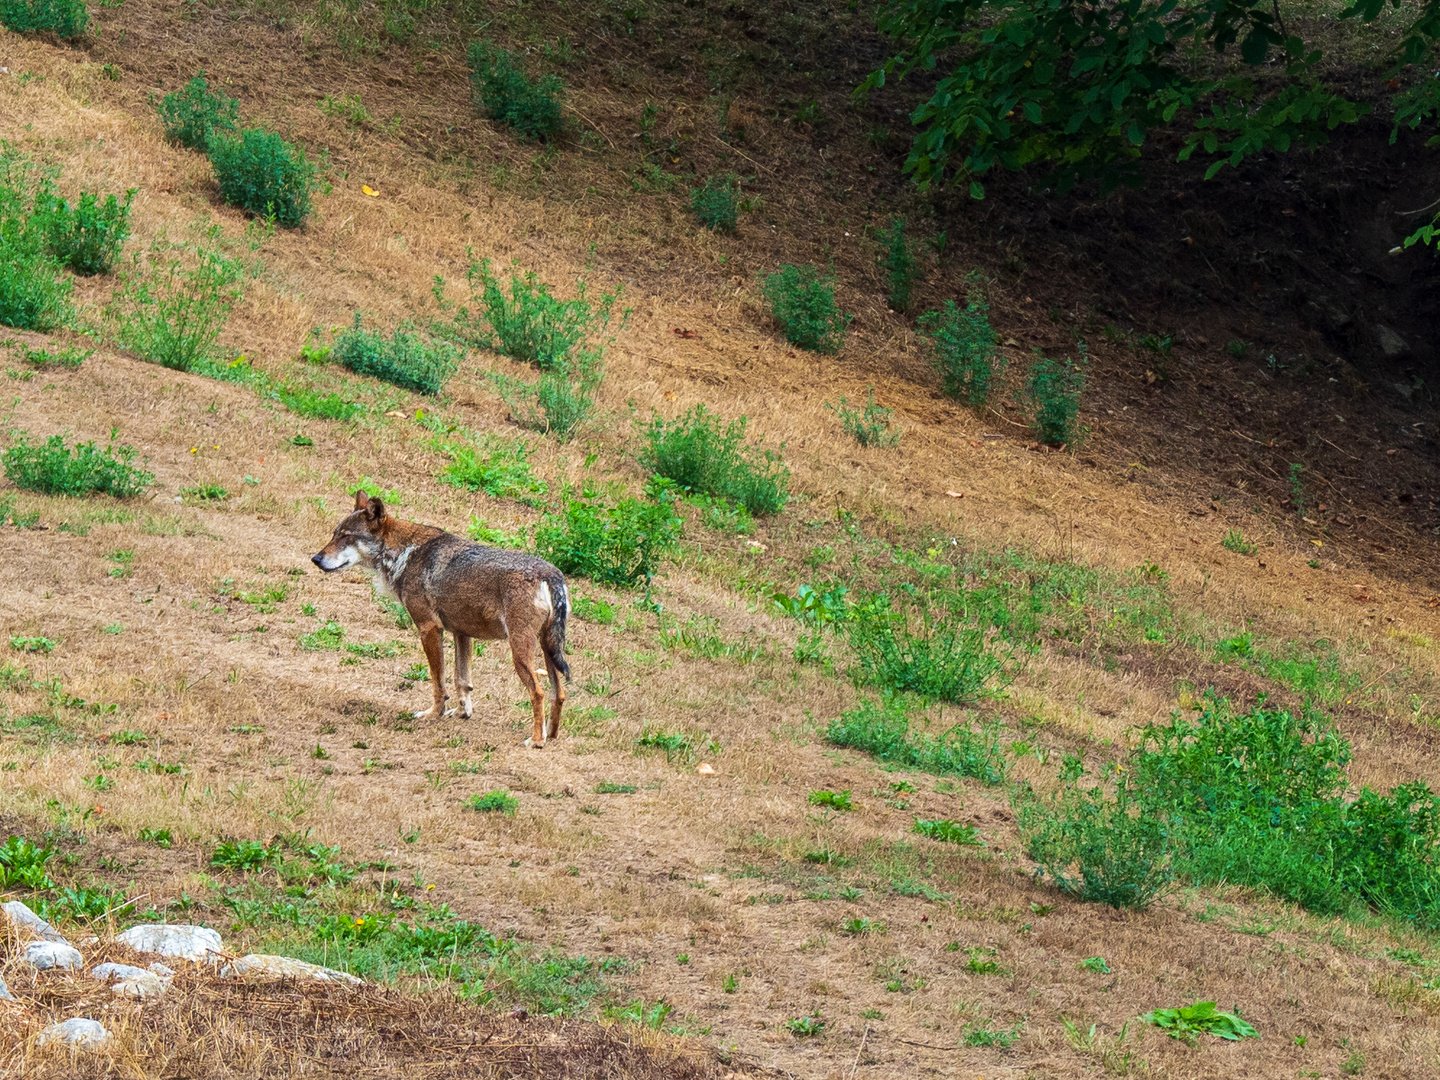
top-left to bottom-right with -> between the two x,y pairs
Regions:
639,404 -> 789,516
1028,354 -> 1085,447
438,434 -> 546,499
826,696 -> 1006,785
273,385 -> 364,421
0,154 -> 71,331
466,259 -> 621,374
2,430 -> 153,498
107,236 -> 242,372
879,217 -> 916,311
533,488 -> 683,587
691,174 -> 739,232
1220,528 -> 1257,556
826,388 -> 901,448
760,263 -> 849,355
333,313 -> 460,396
35,188 -> 134,275
208,128 -> 315,228
494,368 -> 601,442
846,600 -> 1006,703
0,0 -> 88,38
917,296 -> 999,406
0,835 -> 57,890
467,41 -> 564,140
157,73 -> 239,151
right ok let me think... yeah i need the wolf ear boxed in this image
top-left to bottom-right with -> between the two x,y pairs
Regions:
367,496 -> 387,522
353,490 -> 371,512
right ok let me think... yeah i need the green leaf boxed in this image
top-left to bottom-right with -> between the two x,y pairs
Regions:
1023,101 -> 1043,123
1127,121 -> 1144,146
969,180 -> 986,201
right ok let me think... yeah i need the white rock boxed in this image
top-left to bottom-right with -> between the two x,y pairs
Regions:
115,924 -> 222,962
148,962 -> 175,977
37,1017 -> 111,1051
26,941 -> 82,971
220,954 -> 361,985
91,962 -> 152,983
91,962 -> 169,997
2,900 -> 69,944
0,976 -> 11,1000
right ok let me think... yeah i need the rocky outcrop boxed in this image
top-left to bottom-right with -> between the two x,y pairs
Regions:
221,954 -> 362,984
115,924 -> 222,962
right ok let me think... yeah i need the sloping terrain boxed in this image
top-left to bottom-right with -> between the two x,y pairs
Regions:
1,2 -> 1440,1078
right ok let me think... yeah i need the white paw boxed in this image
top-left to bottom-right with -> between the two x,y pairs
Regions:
523,737 -> 544,750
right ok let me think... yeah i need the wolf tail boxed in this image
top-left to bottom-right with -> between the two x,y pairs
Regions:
540,572 -> 571,684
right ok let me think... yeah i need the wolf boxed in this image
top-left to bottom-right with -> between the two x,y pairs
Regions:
311,491 -> 570,748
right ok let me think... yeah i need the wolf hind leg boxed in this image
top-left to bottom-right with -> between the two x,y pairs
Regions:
453,633 -> 474,719
413,624 -> 449,722
511,634 -> 546,748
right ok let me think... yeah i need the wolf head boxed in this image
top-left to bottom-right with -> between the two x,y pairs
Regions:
311,491 -> 389,572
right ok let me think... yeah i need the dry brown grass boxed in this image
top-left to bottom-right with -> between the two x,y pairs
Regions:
0,5 -> 1438,1078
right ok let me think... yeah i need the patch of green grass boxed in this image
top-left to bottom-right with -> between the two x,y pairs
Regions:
466,518 -> 527,548
807,789 -> 852,811
594,781 -> 637,794
9,635 -> 55,654
635,729 -> 693,760
466,789 -> 518,815
181,484 -> 228,502
18,343 -> 90,370
963,1020 -> 1023,1049
570,596 -> 614,624
691,174 -> 739,232
0,835 -> 56,890
274,384 -> 365,421
912,818 -> 983,845
639,404 -> 789,516
345,641 -> 402,660
840,917 -> 885,936
1078,955 -> 1111,974
438,434 -> 546,500
3,431 -> 153,498
299,621 -> 346,651
826,388 -> 901,448
137,827 -> 172,848
1141,1001 -> 1257,1044
157,72 -> 239,151
785,1012 -> 825,1038
467,40 -> 563,140
333,313 -> 459,396
827,697 -> 1005,785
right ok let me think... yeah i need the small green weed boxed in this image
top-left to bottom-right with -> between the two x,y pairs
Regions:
760,263 -> 849,354
299,621 -> 346,651
807,789 -> 852,811
571,596 -> 615,624
157,72 -> 239,151
211,838 -> 275,871
610,998 -> 673,1029
0,835 -> 56,890
3,431 -> 153,498
1221,528 -> 1257,556
841,918 -> 884,936
466,518 -> 526,548
785,1013 -> 825,1038
181,484 -> 228,502
466,789 -> 518,815
274,385 -> 364,421
462,259 -> 622,375
319,93 -> 371,128
9,635 -> 55,653
35,187 -> 135,276
109,729 -> 149,745
19,344 -> 90,369
1078,955 -> 1111,974
635,729 -> 692,760
826,388 -> 901,448
1141,1001 -> 1258,1044
963,1020 -> 1023,1049
438,434 -> 545,500
594,781 -> 637,794
828,697 -> 1005,785
107,234 -> 243,372
912,818 -> 983,845
879,217 -> 916,311
137,827 -> 172,848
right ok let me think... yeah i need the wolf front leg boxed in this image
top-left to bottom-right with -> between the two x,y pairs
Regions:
413,622 -> 449,722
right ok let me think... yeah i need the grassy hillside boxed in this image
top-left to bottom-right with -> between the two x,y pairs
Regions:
2,2 -> 1440,1077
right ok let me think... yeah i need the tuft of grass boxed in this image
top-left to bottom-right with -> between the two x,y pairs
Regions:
826,388 -> 901,448
157,72 -> 239,151
963,1020 -> 1023,1049
639,405 -> 789,516
1221,528 -> 1258,556
912,818 -> 983,845
594,781 -> 637,794
760,263 -> 850,355
807,789 -> 852,811
107,233 -> 243,372
879,216 -> 916,311
299,621 -> 346,651
3,431 -> 153,498
438,434 -> 546,500
467,41 -> 564,140
466,789 -> 518,815
334,313 -> 459,396
827,697 -> 1006,785
274,385 -> 364,421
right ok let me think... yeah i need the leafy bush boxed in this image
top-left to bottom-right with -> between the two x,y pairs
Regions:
1020,700 -> 1440,924
0,835 -> 56,890
438,434 -> 546,499
333,313 -> 460,396
533,488 -> 683,587
467,41 -> 564,140
761,263 -> 849,355
1028,354 -> 1085,447
157,72 -> 239,151
211,839 -> 275,871
107,237 -> 242,372
208,128 -> 316,228
0,0 -> 88,38
639,404 -> 789,515
846,599 -> 1006,703
35,188 -> 135,275
466,259 -> 621,374
2,431 -> 153,497
913,818 -> 983,845
879,217 -> 916,311
0,154 -> 71,331
827,696 -> 1006,785
495,367 -> 602,442
1141,1002 -> 1258,1044
826,388 -> 901,448
917,295 -> 999,405
691,174 -> 739,232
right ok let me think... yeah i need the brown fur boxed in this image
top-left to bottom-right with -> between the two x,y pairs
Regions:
312,492 -> 571,748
